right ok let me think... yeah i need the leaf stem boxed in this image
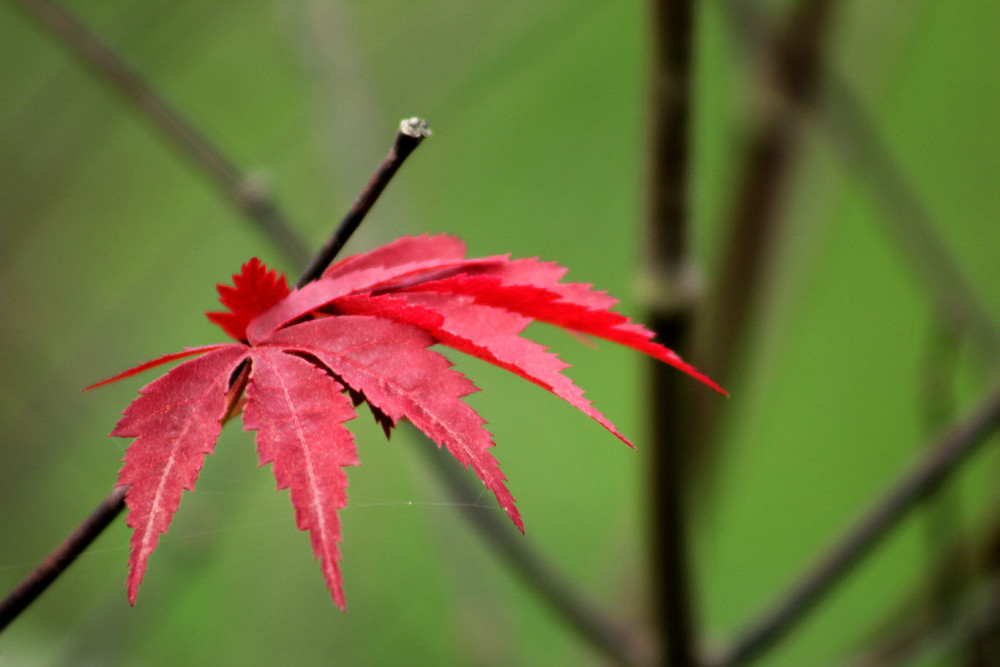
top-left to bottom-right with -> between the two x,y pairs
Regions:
716,379 -> 1000,666
296,118 -> 431,287
8,0 -> 312,268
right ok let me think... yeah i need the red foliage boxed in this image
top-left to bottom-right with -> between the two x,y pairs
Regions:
206,258 -> 291,341
90,235 -> 723,608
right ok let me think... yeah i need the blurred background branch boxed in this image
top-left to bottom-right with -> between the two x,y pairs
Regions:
9,0 -> 312,267
691,0 -> 838,481
719,378 -> 1000,665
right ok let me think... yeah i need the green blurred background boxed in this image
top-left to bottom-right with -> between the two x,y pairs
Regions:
1,1 -> 998,664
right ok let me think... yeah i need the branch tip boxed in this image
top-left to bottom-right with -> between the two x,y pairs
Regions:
399,117 -> 431,139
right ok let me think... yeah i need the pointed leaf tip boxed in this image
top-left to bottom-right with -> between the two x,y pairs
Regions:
85,344 -> 235,390
243,348 -> 359,610
116,345 -> 249,604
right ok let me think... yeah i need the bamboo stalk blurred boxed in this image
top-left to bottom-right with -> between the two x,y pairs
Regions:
692,0 -> 837,474
643,0 -> 701,663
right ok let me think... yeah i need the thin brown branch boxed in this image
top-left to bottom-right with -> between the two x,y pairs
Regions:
0,486 -> 127,632
0,359 -> 251,634
643,0 -> 700,664
9,0 -> 312,268
717,379 -> 1000,666
0,120 -> 426,633
699,0 -> 836,392
415,434 -> 654,667
689,0 -> 839,490
844,324 -> 978,666
296,118 -> 431,287
850,576 -> 1000,666
849,503 -> 1000,666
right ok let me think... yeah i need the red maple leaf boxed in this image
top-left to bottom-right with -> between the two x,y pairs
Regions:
89,235 -> 724,608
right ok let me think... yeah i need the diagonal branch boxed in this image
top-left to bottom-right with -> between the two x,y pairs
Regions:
296,118 -> 430,287
0,486 -> 128,631
847,505 -> 1000,665
717,379 -> 1000,666
8,0 -> 312,267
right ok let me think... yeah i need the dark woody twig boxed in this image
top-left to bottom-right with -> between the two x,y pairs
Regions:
0,487 -> 128,631
688,0 -> 838,495
297,118 -> 431,287
643,0 -> 701,664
